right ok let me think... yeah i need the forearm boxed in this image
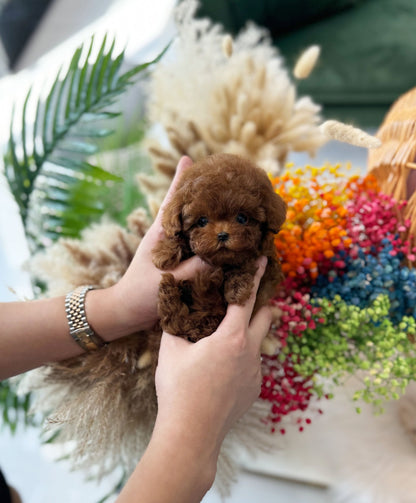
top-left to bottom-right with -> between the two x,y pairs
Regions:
0,285 -> 138,379
116,419 -> 218,503
0,295 -> 81,379
0,158 -> 206,380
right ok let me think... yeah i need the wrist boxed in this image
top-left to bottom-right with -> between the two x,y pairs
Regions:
113,277 -> 158,332
151,417 -> 219,493
86,282 -> 156,341
85,286 -> 133,341
117,414 -> 218,503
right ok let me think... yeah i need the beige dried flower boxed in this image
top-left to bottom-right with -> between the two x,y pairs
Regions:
144,0 -> 326,209
139,118 -> 212,217
320,120 -> 382,149
24,215 -> 157,478
29,219 -> 142,296
222,34 -> 233,58
261,334 -> 280,356
293,45 -> 320,79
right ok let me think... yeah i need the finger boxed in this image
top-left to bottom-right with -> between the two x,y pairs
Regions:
159,331 -> 191,354
248,305 -> 272,351
141,156 -> 193,252
217,256 -> 268,333
155,156 -> 193,224
169,256 -> 211,281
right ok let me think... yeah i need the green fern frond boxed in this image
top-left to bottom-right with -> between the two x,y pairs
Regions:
4,35 -> 169,250
0,380 -> 38,433
1,36 -> 168,436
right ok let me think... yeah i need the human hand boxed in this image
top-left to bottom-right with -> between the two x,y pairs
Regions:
104,156 -> 208,336
153,256 -> 271,456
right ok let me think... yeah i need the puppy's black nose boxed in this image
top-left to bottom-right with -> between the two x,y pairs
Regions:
217,231 -> 229,242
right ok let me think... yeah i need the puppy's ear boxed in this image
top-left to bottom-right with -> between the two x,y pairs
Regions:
161,191 -> 185,237
260,192 -> 286,259
153,188 -> 189,270
265,192 -> 287,234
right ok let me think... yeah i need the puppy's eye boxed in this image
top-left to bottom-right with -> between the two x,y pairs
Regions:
197,216 -> 209,227
236,213 -> 248,225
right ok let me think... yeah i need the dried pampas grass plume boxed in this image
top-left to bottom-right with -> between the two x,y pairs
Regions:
139,118 -> 212,217
29,215 -> 148,297
222,34 -> 233,58
320,120 -> 382,149
293,45 -> 320,79
23,211 -> 159,479
23,335 -> 160,479
24,204 -> 277,495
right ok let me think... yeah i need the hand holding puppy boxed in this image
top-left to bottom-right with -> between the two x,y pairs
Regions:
117,258 -> 272,503
90,156 -> 210,339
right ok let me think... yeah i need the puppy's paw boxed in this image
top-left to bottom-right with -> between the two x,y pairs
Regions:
152,239 -> 183,270
224,273 -> 254,305
158,272 -> 179,298
158,273 -> 193,334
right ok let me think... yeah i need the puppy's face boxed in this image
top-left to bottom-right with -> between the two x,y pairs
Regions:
181,195 -> 266,266
162,154 -> 286,266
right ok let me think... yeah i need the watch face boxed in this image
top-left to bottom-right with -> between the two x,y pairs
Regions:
77,331 -> 98,351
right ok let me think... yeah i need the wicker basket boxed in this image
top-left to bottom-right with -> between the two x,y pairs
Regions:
368,86 -> 416,239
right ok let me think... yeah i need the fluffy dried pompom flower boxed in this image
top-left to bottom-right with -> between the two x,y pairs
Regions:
320,120 -> 382,149
146,0 -> 326,188
222,34 -> 233,58
29,220 -> 141,296
293,45 -> 320,79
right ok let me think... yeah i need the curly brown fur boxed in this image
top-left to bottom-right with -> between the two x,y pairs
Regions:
153,153 -> 286,341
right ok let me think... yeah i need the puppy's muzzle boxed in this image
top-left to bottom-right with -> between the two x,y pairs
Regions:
217,231 -> 229,242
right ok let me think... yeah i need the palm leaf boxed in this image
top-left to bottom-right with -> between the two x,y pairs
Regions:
3,35 -> 169,251
0,380 -> 38,433
1,37 -> 169,435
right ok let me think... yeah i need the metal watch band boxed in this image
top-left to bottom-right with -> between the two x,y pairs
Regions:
65,285 -> 106,351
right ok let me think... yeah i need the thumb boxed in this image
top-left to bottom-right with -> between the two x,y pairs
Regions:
249,305 -> 273,350
169,256 -> 211,281
159,331 -> 192,353
155,156 -> 193,225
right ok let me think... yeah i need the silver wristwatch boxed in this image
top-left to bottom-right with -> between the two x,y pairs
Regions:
65,285 -> 106,351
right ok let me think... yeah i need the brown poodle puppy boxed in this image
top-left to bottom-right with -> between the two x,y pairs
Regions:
152,153 -> 287,342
